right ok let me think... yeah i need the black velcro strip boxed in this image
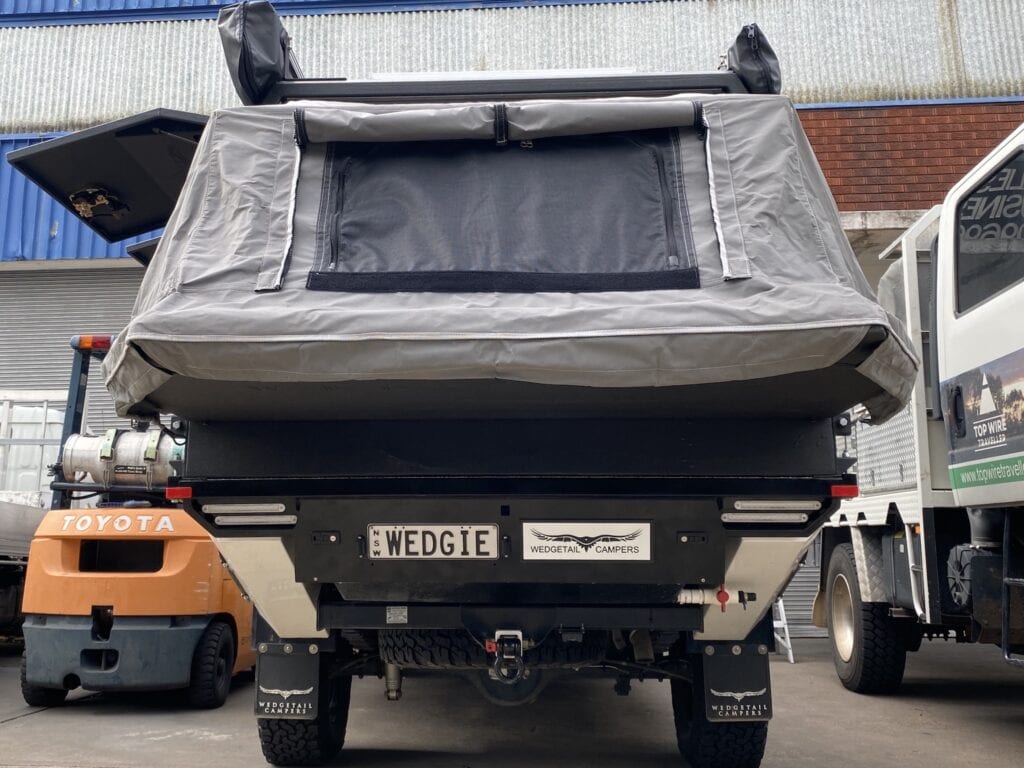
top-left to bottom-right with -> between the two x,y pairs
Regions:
306,268 -> 699,293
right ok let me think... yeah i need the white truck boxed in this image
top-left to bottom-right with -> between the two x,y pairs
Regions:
818,123 -> 1024,691
0,497 -> 46,635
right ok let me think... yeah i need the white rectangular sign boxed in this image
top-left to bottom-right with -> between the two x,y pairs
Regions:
522,522 -> 651,561
368,524 -> 498,559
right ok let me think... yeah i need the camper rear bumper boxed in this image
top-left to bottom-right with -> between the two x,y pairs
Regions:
22,614 -> 209,691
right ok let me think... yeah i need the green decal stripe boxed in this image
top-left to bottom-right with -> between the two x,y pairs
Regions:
950,453 -> 1024,489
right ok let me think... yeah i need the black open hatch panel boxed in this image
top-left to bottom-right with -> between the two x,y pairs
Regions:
6,109 -> 207,242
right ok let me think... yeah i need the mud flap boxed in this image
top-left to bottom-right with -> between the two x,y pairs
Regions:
255,648 -> 319,720
701,643 -> 772,722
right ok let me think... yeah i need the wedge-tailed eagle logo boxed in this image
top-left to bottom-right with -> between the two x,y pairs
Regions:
259,685 -> 313,700
529,529 -> 643,551
710,688 -> 767,702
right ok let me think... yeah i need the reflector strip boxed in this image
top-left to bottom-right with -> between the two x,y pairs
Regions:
213,515 -> 298,527
202,503 -> 287,515
733,500 -> 822,511
721,512 -> 809,524
165,486 -> 192,500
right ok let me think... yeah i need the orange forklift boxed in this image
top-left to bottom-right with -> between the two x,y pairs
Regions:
20,335 -> 255,708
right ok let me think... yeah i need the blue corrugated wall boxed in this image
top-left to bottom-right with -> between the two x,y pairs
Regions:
0,0 -> 571,26
1,137 -> 154,262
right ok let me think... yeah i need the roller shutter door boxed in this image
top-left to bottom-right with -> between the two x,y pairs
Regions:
0,266 -> 144,433
781,536 -> 828,638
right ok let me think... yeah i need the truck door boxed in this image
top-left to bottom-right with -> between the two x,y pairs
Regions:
936,125 -> 1024,507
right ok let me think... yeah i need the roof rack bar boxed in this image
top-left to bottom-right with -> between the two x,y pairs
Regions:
265,72 -> 749,104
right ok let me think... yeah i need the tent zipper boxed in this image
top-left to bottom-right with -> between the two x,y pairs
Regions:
746,25 -> 772,94
238,2 -> 258,102
653,150 -> 680,269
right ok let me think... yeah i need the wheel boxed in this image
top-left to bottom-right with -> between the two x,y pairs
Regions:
827,542 -> 906,693
259,669 -> 352,766
188,620 -> 235,708
20,652 -> 68,707
670,678 -> 767,768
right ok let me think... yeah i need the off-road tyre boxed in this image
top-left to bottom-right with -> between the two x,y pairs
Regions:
378,628 -> 608,669
827,542 -> 906,694
187,620 -> 235,709
20,652 -> 68,707
259,674 -> 352,766
670,679 -> 766,768
379,628 -> 486,668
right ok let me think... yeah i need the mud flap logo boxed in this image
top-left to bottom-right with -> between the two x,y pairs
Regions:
708,688 -> 770,719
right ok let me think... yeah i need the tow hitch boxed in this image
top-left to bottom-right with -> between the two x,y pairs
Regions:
486,630 -> 526,684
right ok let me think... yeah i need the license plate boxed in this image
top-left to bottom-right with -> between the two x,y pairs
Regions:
367,524 -> 499,560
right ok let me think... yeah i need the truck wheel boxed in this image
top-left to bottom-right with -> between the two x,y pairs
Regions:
670,679 -> 767,768
827,542 -> 906,693
20,652 -> 67,707
188,620 -> 235,708
259,673 -> 352,766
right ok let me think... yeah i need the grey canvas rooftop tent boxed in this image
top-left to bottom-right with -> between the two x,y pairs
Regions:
10,3 -> 917,425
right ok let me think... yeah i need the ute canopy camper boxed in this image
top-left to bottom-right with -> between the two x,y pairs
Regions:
7,5 -> 919,768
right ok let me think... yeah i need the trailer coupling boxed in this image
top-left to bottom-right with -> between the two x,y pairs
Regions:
486,630 -> 526,684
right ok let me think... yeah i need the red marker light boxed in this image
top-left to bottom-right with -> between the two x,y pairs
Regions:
830,484 -> 859,498
165,486 -> 193,501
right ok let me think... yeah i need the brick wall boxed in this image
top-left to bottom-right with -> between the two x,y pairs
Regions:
800,102 -> 1024,212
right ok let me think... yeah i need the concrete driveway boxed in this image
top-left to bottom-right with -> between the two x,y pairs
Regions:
0,638 -> 1021,767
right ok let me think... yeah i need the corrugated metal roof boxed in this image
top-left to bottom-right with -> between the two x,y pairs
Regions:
0,137 -> 155,261
1,0 -> 1022,134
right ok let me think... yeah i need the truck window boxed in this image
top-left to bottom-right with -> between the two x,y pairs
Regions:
956,150 -> 1024,312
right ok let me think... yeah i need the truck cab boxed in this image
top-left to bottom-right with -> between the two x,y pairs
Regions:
819,121 -> 1024,692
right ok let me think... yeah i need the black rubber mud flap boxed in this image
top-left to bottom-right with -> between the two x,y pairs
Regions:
255,650 -> 320,720
701,644 -> 772,723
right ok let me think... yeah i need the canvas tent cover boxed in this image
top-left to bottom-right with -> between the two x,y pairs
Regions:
103,93 -> 917,422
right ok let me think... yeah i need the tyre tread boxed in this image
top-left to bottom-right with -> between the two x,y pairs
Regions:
188,620 -> 234,709
829,542 -> 906,694
19,652 -> 67,708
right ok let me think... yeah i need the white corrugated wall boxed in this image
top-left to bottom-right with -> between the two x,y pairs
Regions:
1,0 -> 1023,132
0,266 -> 144,432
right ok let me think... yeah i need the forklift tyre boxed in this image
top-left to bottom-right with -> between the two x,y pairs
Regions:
187,620 -> 235,709
670,678 -> 767,768
259,670 -> 352,766
826,543 -> 906,694
20,653 -> 68,708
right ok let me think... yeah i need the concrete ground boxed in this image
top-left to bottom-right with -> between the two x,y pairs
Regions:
0,638 -> 1021,768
